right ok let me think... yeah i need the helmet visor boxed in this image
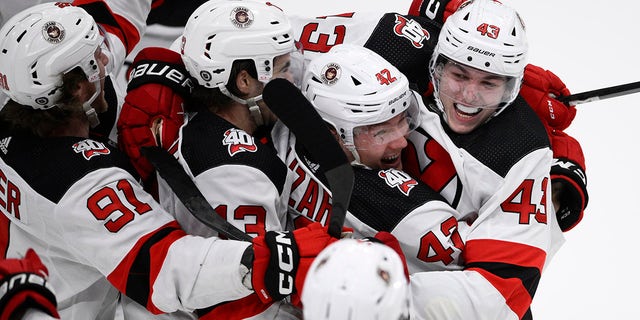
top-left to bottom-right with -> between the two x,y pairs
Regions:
352,92 -> 420,148
433,57 -> 519,109
96,24 -> 115,76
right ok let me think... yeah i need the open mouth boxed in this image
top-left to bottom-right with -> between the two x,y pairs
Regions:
381,153 -> 400,166
454,103 -> 482,117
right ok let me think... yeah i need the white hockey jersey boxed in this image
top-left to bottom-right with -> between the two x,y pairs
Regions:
0,1 -> 259,318
156,111 -> 294,319
159,112 -> 290,239
281,11 -> 565,319
272,92 -> 563,320
0,135 -> 253,318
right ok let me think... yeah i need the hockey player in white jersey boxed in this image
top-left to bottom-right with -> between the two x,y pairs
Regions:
146,0 -> 322,318
270,42 -> 473,318
0,2 -> 337,319
114,0 -> 588,233
287,0 -> 588,233
276,1 -> 562,319
402,1 -> 562,319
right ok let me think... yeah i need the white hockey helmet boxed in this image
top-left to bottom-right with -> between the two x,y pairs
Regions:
0,2 -> 104,110
180,0 -> 299,89
430,0 -> 528,114
302,239 -> 410,320
301,44 -> 420,162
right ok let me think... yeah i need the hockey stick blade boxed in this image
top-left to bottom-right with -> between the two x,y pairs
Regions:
558,80 -> 640,106
262,78 -> 354,239
141,146 -> 253,242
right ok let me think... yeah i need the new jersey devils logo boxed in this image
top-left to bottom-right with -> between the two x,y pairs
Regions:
378,168 -> 418,196
73,139 -> 110,160
393,15 -> 430,49
223,128 -> 257,156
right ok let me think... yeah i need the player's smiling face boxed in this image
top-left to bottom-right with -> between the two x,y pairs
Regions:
436,61 -> 509,134
353,113 -> 409,170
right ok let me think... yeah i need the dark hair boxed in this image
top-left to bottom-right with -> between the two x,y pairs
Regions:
184,59 -> 257,113
0,67 -> 88,137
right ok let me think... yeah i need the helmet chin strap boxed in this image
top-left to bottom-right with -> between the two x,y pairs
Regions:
219,85 -> 264,126
82,79 -> 102,128
346,145 -> 369,168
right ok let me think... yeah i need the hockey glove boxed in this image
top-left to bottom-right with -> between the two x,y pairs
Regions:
408,0 -> 466,23
520,64 -> 576,131
0,249 -> 59,319
365,231 -> 409,280
117,47 -> 193,182
550,131 -> 589,231
251,223 -> 337,304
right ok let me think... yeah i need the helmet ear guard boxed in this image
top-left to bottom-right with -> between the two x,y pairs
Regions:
0,3 -> 104,110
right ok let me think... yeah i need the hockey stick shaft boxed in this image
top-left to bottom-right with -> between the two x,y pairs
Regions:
141,146 -> 253,242
558,80 -> 640,106
262,79 -> 354,239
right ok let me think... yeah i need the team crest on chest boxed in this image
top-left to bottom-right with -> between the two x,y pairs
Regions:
378,168 -> 418,196
223,128 -> 257,156
73,139 -> 110,160
393,14 -> 430,48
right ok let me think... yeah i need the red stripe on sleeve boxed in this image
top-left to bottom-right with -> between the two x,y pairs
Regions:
145,223 -> 189,313
469,267 -> 532,318
72,0 -> 142,53
107,220 -> 186,314
465,239 -> 546,269
108,13 -> 142,54
465,239 -> 547,318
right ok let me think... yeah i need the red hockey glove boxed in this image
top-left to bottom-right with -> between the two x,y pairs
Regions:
365,231 -> 409,280
117,47 -> 193,182
251,223 -> 337,304
408,0 -> 466,23
550,131 -> 588,232
0,249 -> 59,319
520,64 -> 576,131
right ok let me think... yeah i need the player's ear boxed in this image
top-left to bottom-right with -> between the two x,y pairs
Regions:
234,70 -> 254,96
73,79 -> 94,104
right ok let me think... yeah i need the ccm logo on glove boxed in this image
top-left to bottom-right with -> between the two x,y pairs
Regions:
263,231 -> 299,299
